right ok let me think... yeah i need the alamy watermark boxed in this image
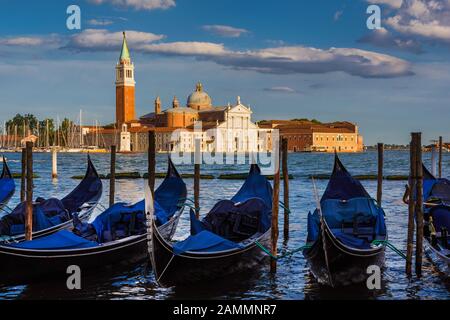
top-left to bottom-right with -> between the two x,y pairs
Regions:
366,265 -> 381,290
366,5 -> 382,30
168,123 -> 280,174
66,5 -> 81,30
66,265 -> 81,290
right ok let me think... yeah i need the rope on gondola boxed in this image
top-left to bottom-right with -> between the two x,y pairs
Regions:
0,205 -> 11,215
279,201 -> 291,214
180,201 -> 200,213
255,240 -> 311,260
182,197 -> 195,204
371,240 -> 407,260
97,203 -> 108,211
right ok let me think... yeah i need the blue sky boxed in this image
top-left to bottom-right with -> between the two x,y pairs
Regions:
0,0 -> 449,144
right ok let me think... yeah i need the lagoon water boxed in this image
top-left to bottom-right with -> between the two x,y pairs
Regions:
0,151 -> 449,300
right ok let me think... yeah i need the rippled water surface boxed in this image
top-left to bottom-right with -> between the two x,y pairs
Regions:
0,151 -> 449,300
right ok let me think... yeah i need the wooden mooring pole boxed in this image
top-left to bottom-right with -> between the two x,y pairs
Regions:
406,134 -> 416,276
415,133 -> 424,277
51,147 -> 58,179
109,145 -> 116,208
377,143 -> 384,206
148,131 -> 156,196
271,139 -> 281,273
281,138 -> 290,241
438,136 -> 443,178
25,141 -> 33,241
431,146 -> 437,177
20,147 -> 26,202
194,138 -> 201,219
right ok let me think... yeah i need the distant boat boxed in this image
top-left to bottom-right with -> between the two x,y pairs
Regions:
303,154 -> 388,287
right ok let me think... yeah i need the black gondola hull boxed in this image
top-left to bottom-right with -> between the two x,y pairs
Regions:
304,225 -> 385,287
151,222 -> 271,287
0,212 -> 180,285
0,157 -> 102,244
424,237 -> 450,275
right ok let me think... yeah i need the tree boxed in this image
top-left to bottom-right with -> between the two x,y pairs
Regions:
6,113 -> 39,137
38,118 -> 55,147
59,118 -> 74,147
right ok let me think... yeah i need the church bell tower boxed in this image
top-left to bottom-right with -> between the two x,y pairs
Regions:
115,32 -> 136,127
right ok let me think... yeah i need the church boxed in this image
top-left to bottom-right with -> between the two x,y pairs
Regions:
86,32 -> 361,154
109,32 -> 273,153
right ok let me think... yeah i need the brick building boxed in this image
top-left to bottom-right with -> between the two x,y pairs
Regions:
259,120 -> 364,152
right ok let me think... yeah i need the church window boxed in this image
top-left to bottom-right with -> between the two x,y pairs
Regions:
120,70 -> 123,78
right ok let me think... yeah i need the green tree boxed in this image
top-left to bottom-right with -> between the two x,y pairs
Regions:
59,118 -> 74,147
6,113 -> 39,137
38,118 -> 55,147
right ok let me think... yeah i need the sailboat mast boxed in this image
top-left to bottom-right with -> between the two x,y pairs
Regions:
79,109 -> 83,148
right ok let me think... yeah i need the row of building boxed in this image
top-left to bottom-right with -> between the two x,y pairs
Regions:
84,32 -> 363,153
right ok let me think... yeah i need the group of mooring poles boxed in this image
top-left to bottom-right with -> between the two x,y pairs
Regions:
136,133 -> 293,274
270,137 -> 291,273
91,132 -> 444,277
405,134 -> 444,277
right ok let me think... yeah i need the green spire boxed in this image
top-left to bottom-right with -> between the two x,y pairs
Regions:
120,31 -> 130,61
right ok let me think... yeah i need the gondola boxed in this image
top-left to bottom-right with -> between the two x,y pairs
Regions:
303,154 -> 387,287
0,156 -> 102,244
422,165 -> 450,274
0,158 -> 186,285
0,156 -> 15,211
149,164 -> 273,287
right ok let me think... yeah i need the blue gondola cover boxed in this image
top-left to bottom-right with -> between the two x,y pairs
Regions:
173,230 -> 242,255
9,230 -> 97,250
176,164 -> 272,255
0,178 -> 14,204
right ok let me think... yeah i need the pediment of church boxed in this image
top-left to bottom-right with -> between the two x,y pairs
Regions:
228,104 -> 252,115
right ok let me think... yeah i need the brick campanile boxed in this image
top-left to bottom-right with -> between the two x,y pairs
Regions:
115,31 -> 136,127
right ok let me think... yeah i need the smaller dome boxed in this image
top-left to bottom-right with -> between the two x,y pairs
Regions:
187,82 -> 212,110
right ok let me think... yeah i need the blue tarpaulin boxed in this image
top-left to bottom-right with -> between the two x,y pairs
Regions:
173,230 -> 242,255
175,164 -> 272,255
306,155 -> 387,249
231,164 -> 273,209
321,197 -> 383,229
0,178 -> 14,204
0,198 -> 70,236
333,230 -> 372,249
9,230 -> 97,250
321,156 -> 370,202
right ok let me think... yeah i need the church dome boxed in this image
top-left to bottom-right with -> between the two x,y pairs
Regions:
187,82 -> 212,110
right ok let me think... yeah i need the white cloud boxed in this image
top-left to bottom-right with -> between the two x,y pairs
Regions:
88,0 -> 175,11
383,0 -> 450,42
65,29 -> 165,50
4,29 -> 412,79
135,42 -> 413,78
87,19 -> 114,26
139,41 -> 228,56
202,25 -> 249,38
264,86 -> 298,94
366,0 -> 403,9
0,35 -> 61,47
358,27 -> 423,53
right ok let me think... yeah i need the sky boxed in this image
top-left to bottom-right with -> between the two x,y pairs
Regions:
0,0 -> 449,145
